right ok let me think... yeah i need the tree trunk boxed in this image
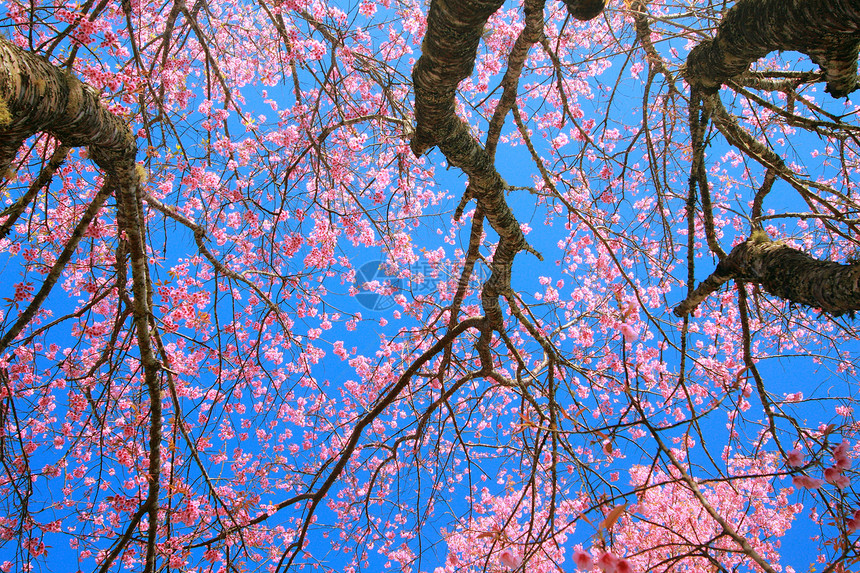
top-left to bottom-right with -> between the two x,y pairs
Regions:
0,35 -> 136,171
685,0 -> 860,97
562,0 -> 605,21
411,0 -> 523,330
410,0 -> 606,331
0,34 -> 162,573
675,231 -> 860,317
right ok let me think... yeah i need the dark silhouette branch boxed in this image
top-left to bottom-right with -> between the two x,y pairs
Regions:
562,0 -> 605,21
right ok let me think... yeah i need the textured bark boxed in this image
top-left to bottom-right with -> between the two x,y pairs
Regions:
0,35 -> 161,573
411,0 -> 506,160
411,0 -> 532,330
0,35 -> 136,171
685,0 -> 860,97
630,0 -> 674,82
562,0 -> 605,21
675,232 -> 860,316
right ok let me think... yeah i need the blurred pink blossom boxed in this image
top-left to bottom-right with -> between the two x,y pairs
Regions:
619,323 -> 638,342
786,448 -> 804,467
499,548 -> 522,569
573,548 -> 593,571
792,475 -> 825,489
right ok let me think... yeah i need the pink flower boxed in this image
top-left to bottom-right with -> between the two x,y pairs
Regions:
551,133 -> 569,150
786,448 -> 804,467
499,548 -> 522,569
807,476 -> 825,489
619,323 -> 638,342
358,0 -> 376,17
573,548 -> 593,571
833,442 -> 852,469
792,475 -> 824,489
833,473 -> 851,489
847,517 -> 860,533
824,466 -> 843,484
597,551 -> 619,573
616,558 -> 634,573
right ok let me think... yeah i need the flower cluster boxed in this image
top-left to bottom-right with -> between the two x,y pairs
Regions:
573,547 -> 634,573
790,441 -> 852,490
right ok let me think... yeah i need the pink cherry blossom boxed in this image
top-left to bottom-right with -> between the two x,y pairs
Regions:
616,557 -> 634,573
786,448 -> 804,467
833,473 -> 851,489
619,323 -> 638,343
499,547 -> 522,569
596,551 -> 619,573
824,466 -> 842,484
783,392 -> 804,402
573,547 -> 594,571
793,475 -> 825,490
1,1 -> 858,573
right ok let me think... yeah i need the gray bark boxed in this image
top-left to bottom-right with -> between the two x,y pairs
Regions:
0,34 -> 162,573
675,232 -> 860,317
411,0 -> 524,329
685,0 -> 860,97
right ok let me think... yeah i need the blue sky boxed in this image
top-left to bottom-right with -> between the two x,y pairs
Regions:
2,1 -> 860,572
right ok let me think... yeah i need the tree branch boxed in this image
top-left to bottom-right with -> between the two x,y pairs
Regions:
685,0 -> 860,97
411,0 -> 542,329
675,230 -> 860,317
0,33 -> 161,571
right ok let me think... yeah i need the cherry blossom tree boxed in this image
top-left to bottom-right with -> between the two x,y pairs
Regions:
1,0 -> 860,572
